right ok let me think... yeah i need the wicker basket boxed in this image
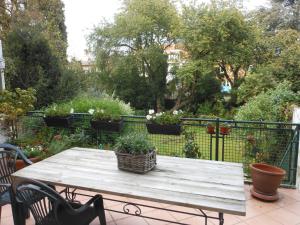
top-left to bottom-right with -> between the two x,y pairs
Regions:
115,150 -> 156,174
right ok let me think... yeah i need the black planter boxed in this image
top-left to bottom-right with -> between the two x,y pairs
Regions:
146,123 -> 182,135
43,116 -> 71,128
90,119 -> 123,132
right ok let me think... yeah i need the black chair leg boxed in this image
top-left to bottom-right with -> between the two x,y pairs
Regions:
95,198 -> 106,225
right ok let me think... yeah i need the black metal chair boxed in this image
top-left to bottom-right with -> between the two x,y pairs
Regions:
0,143 -> 32,222
15,179 -> 107,225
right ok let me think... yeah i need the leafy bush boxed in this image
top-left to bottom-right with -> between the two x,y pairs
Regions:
183,131 -> 201,159
0,88 -> 36,140
235,81 -> 299,122
114,133 -> 154,155
146,110 -> 183,125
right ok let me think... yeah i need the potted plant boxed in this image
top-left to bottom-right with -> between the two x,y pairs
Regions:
146,110 -> 183,135
89,109 -> 123,132
16,145 -> 45,170
114,133 -> 156,173
220,122 -> 231,135
44,104 -> 73,128
247,136 -> 286,201
206,123 -> 215,134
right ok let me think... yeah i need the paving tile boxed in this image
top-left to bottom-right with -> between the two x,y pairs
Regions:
2,186 -> 300,225
266,208 -> 300,225
245,214 -> 282,225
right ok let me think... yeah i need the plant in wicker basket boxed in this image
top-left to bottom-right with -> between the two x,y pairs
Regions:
114,133 -> 156,174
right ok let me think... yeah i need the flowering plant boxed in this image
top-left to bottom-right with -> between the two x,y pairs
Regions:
146,110 -> 183,125
44,104 -> 73,117
22,145 -> 45,158
89,108 -> 122,121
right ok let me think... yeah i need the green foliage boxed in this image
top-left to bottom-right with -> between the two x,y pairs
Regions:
44,103 -> 72,117
146,110 -> 183,125
114,133 -> 154,155
183,131 -> 201,159
0,88 -> 36,139
235,81 -> 299,122
22,145 -> 45,158
89,0 -> 179,110
4,26 -> 63,106
237,69 -> 277,103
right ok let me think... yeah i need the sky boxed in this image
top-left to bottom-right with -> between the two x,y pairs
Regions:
62,0 -> 269,61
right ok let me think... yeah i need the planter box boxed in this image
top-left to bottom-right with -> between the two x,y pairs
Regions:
16,157 -> 40,170
43,116 -> 71,128
90,119 -> 123,132
220,127 -> 230,135
146,123 -> 182,135
115,150 -> 156,174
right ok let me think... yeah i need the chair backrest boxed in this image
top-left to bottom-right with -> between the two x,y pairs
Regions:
16,180 -> 70,225
0,144 -> 32,194
0,150 -> 16,193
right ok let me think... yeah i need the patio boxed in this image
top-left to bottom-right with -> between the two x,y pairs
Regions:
2,184 -> 300,225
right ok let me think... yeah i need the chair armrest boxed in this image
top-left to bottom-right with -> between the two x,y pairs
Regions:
0,183 -> 12,197
0,143 -> 33,165
66,195 -> 103,215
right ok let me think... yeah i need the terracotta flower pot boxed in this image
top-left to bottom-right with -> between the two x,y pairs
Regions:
250,163 -> 286,201
220,127 -> 230,135
206,126 -> 215,134
16,157 -> 40,170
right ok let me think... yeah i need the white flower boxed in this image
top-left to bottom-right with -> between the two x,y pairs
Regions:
173,110 -> 178,115
70,108 -> 74,114
179,110 -> 183,114
88,109 -> 95,115
146,115 -> 152,120
156,112 -> 162,117
148,109 -> 155,114
100,109 -> 104,113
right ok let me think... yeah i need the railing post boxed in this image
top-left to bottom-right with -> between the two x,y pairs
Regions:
215,118 -> 220,161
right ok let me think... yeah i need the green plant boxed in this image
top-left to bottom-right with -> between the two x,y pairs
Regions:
44,103 -> 73,117
146,110 -> 183,125
114,133 -> 155,155
0,88 -> 37,140
183,131 -> 201,159
22,145 -> 45,158
91,109 -> 121,121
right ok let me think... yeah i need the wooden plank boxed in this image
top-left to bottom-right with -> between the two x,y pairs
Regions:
12,148 -> 246,216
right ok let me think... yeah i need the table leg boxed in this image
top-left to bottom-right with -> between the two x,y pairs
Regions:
219,213 -> 224,225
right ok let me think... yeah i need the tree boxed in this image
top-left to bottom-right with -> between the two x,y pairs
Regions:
180,1 -> 259,108
251,0 -> 300,32
89,0 -> 180,111
4,26 -> 62,106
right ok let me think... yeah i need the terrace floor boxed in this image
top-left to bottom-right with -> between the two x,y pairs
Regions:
2,184 -> 300,225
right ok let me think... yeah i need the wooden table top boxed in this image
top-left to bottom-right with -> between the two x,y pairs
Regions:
12,147 -> 246,216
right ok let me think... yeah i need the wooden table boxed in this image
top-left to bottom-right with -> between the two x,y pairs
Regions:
12,147 -> 246,225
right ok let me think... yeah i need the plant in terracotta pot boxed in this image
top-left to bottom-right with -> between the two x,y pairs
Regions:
44,104 -> 73,128
146,110 -> 183,135
114,133 -> 156,174
247,135 -> 286,201
206,123 -> 215,134
220,122 -> 231,135
16,145 -> 45,170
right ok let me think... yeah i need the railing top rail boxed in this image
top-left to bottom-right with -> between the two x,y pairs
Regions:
27,111 -> 300,126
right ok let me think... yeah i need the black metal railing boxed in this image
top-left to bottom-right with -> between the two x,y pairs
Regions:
25,112 -> 300,187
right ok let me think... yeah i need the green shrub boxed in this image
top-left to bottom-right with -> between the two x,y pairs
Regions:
114,133 -> 154,155
235,81 -> 299,122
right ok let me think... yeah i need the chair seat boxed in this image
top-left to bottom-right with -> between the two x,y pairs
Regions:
39,202 -> 96,225
0,190 -> 11,206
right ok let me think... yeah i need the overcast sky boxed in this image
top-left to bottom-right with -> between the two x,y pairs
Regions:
62,0 -> 269,61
